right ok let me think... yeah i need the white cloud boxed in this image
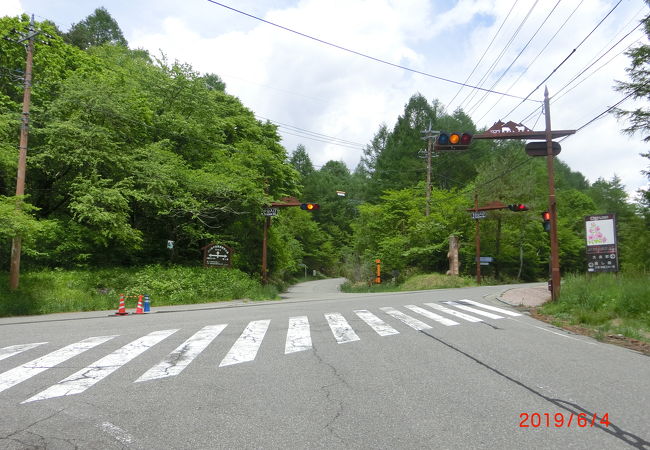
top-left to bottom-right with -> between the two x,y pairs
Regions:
0,0 -> 23,17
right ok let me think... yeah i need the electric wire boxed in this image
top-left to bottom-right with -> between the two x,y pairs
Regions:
445,0 -> 520,111
502,0 -> 624,120
458,0 -> 541,111
255,115 -> 366,147
558,93 -> 633,142
475,0 -> 577,124
467,0 -> 562,117
205,0 -> 540,102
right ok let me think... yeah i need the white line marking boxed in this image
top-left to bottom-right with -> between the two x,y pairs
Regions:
354,310 -> 399,336
0,336 -> 116,394
219,320 -> 270,367
285,316 -> 312,354
23,329 -> 177,403
424,303 -> 483,322
0,342 -> 48,361
454,299 -> 522,316
99,422 -> 134,446
136,325 -> 227,382
325,313 -> 360,344
405,305 -> 459,326
379,307 -> 432,331
444,302 -> 504,319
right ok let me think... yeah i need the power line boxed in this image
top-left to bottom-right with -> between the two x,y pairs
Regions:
558,93 -> 633,142
255,115 -> 366,148
472,0 -> 566,121
458,0 -> 541,111
445,0 -> 521,111
205,0 -> 540,103
503,0 -> 624,119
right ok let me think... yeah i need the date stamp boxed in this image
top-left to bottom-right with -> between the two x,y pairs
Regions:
519,412 -> 610,428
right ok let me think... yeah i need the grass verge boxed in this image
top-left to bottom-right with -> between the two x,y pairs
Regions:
341,272 -> 477,293
535,272 -> 650,354
0,265 -> 278,317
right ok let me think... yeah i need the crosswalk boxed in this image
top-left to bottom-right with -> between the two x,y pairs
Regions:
0,300 -> 520,404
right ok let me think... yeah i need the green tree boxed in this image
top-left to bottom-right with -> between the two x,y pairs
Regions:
64,7 -> 128,50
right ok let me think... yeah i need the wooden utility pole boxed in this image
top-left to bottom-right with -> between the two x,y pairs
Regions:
474,193 -> 481,284
544,87 -> 561,301
420,125 -> 439,217
9,16 -> 38,291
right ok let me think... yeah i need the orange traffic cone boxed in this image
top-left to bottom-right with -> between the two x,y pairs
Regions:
134,294 -> 144,314
115,294 -> 128,316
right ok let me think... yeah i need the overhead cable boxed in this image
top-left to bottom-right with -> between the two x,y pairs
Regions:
205,0 -> 540,102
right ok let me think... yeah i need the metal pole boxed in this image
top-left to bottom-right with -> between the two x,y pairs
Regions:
475,192 -> 481,285
544,87 -> 561,301
261,216 -> 270,284
9,19 -> 35,291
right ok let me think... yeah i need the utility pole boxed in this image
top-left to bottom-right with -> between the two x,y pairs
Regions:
474,192 -> 481,285
7,16 -> 40,291
420,125 -> 439,217
544,87 -> 561,301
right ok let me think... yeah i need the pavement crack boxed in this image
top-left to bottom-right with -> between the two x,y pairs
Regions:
419,329 -> 650,450
311,343 -> 350,444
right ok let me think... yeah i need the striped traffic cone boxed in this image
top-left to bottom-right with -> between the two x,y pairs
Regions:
134,294 -> 144,314
115,294 -> 128,316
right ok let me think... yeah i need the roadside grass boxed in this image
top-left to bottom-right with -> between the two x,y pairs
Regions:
341,272 -> 477,293
0,265 -> 278,317
539,273 -> 650,344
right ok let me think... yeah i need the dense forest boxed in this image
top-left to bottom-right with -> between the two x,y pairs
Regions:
1,9 -> 648,287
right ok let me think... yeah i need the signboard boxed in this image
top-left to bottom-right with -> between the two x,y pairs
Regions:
203,243 -> 233,268
471,211 -> 488,220
167,240 -> 174,249
585,214 -> 618,272
262,207 -> 279,217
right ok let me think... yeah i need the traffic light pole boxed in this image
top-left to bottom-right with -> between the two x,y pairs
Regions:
544,87 -> 561,301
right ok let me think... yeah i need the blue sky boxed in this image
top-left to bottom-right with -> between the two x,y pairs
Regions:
2,0 -> 649,197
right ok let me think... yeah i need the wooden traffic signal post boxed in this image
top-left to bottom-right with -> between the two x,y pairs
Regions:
473,88 -> 575,300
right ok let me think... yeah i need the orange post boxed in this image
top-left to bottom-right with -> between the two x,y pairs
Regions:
375,259 -> 381,284
115,294 -> 128,316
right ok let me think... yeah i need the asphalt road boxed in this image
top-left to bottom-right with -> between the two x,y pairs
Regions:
0,279 -> 648,449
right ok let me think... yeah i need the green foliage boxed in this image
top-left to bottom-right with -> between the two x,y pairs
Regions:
541,273 -> 650,341
0,265 -> 276,317
63,7 -> 128,50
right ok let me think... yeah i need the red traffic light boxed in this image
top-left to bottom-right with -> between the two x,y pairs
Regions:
508,204 -> 529,212
541,211 -> 550,221
300,203 -> 320,211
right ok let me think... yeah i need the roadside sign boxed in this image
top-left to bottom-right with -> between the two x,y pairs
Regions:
471,211 -> 488,219
262,207 -> 279,217
479,257 -> 493,262
202,243 -> 233,268
585,214 -> 618,273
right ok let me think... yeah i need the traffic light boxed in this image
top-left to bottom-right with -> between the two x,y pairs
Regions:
541,211 -> 551,232
300,203 -> 320,211
434,132 -> 473,151
507,204 -> 529,212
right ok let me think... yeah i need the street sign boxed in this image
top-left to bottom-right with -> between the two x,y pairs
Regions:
479,257 -> 493,262
167,240 -> 174,249
525,141 -> 561,157
262,207 -> 279,217
471,211 -> 487,219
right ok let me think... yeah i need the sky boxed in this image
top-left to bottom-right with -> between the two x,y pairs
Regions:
2,0 -> 649,198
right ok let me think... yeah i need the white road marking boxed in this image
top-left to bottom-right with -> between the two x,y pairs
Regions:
0,336 -> 116,394
220,320 -> 270,367
325,313 -> 360,344
354,310 -> 399,336
285,316 -> 312,354
444,301 -> 504,319
424,303 -> 483,322
379,307 -> 432,331
0,342 -> 48,361
99,422 -> 134,446
136,325 -> 227,382
453,299 -> 522,317
405,305 -> 459,326
23,329 -> 177,403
